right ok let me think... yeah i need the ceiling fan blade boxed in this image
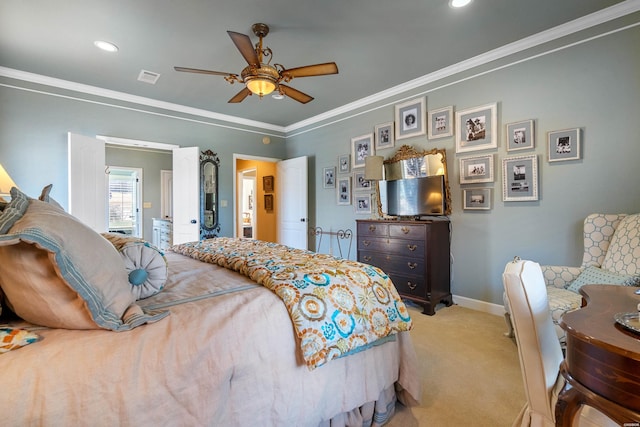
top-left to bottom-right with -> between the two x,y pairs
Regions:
282,62 -> 339,79
227,31 -> 260,67
279,84 -> 314,104
174,66 -> 235,77
228,87 -> 252,103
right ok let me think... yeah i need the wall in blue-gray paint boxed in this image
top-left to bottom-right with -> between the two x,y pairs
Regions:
0,84 -> 286,237
285,23 -> 640,305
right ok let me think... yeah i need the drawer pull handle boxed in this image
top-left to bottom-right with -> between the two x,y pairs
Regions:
363,255 -> 372,262
368,225 -> 377,232
401,226 -> 410,234
407,282 -> 417,290
407,262 -> 417,270
363,240 -> 371,247
407,244 -> 417,251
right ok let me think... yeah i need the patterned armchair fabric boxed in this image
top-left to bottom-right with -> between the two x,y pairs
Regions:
505,213 -> 639,347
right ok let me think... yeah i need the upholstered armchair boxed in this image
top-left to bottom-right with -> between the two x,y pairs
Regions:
504,213 -> 640,347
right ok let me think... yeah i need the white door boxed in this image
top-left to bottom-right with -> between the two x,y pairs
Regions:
68,132 -> 107,231
172,147 -> 200,244
277,156 -> 308,249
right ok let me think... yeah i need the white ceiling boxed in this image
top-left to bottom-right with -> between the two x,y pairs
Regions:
0,0 -> 633,130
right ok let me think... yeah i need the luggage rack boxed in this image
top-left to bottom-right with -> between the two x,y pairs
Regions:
309,226 -> 353,259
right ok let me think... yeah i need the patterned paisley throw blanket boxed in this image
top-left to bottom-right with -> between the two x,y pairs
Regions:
171,237 -> 412,369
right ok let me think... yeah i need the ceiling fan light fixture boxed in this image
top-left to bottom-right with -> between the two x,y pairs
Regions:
246,77 -> 276,97
242,63 -> 280,97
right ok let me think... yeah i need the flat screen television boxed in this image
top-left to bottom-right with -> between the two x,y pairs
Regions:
379,175 -> 445,216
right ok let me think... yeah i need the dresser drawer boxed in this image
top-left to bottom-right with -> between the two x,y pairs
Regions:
387,239 -> 425,257
384,254 -> 425,277
389,223 -> 426,240
358,250 -> 391,271
357,222 -> 389,238
390,274 -> 427,298
357,236 -> 388,252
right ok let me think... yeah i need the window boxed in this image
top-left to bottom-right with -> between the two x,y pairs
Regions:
108,167 -> 142,237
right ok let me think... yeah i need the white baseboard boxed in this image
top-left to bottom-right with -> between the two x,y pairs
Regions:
452,294 -> 506,317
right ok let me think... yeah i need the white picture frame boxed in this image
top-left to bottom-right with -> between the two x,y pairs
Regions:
459,155 -> 494,184
502,155 -> 539,201
506,119 -> 535,152
322,166 -> 336,189
374,122 -> 395,150
547,128 -> 581,162
338,154 -> 350,173
455,102 -> 498,153
463,188 -> 492,210
428,106 -> 454,139
337,176 -> 351,205
351,133 -> 374,169
354,194 -> 372,214
395,97 -> 426,140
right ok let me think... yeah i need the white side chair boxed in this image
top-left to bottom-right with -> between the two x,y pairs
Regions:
502,258 -> 617,427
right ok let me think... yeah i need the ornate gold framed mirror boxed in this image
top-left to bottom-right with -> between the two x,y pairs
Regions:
375,144 -> 451,217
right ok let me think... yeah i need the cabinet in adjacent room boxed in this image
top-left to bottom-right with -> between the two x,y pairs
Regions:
356,219 -> 452,315
152,218 -> 173,251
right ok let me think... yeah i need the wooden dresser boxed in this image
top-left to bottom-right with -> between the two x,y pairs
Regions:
356,219 -> 452,315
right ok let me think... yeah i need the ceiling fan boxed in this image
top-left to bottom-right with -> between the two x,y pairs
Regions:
174,23 -> 339,104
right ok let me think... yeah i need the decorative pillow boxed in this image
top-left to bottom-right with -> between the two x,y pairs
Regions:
0,187 -> 29,234
0,188 -> 168,330
567,265 -> 639,293
0,327 -> 40,354
101,233 -> 168,300
38,184 -> 65,211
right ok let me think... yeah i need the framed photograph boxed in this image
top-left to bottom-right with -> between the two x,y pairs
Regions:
548,128 -> 581,162
502,155 -> 538,201
374,122 -> 395,150
459,155 -> 494,184
353,171 -> 372,191
455,102 -> 498,153
263,175 -> 274,193
506,120 -> 534,151
338,154 -> 350,174
428,106 -> 454,139
395,97 -> 426,140
351,133 -> 374,169
354,194 -> 372,214
264,194 -> 274,212
463,188 -> 492,210
337,177 -> 351,205
323,166 -> 336,189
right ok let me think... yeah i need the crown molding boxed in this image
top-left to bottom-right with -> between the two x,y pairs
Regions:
284,0 -> 640,133
1,1 -> 637,137
0,66 -> 286,133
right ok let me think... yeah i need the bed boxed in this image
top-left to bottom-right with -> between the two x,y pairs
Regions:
0,187 -> 420,426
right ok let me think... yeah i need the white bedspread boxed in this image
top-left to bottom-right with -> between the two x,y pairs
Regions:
0,252 -> 420,426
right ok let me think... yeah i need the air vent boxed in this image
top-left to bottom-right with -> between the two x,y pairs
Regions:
137,69 -> 160,84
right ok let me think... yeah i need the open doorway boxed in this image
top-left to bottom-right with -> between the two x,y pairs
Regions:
107,166 -> 142,237
234,155 -> 278,243
238,169 -> 256,238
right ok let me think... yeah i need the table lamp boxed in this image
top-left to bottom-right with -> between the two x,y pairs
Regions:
0,164 -> 18,202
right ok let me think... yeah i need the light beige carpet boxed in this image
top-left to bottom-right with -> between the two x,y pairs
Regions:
387,303 -> 525,427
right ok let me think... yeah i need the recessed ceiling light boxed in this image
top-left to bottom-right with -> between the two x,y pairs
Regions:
272,93 -> 284,100
94,40 -> 119,52
449,0 -> 472,8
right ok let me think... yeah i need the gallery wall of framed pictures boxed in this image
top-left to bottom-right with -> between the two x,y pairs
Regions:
321,94 -> 583,214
